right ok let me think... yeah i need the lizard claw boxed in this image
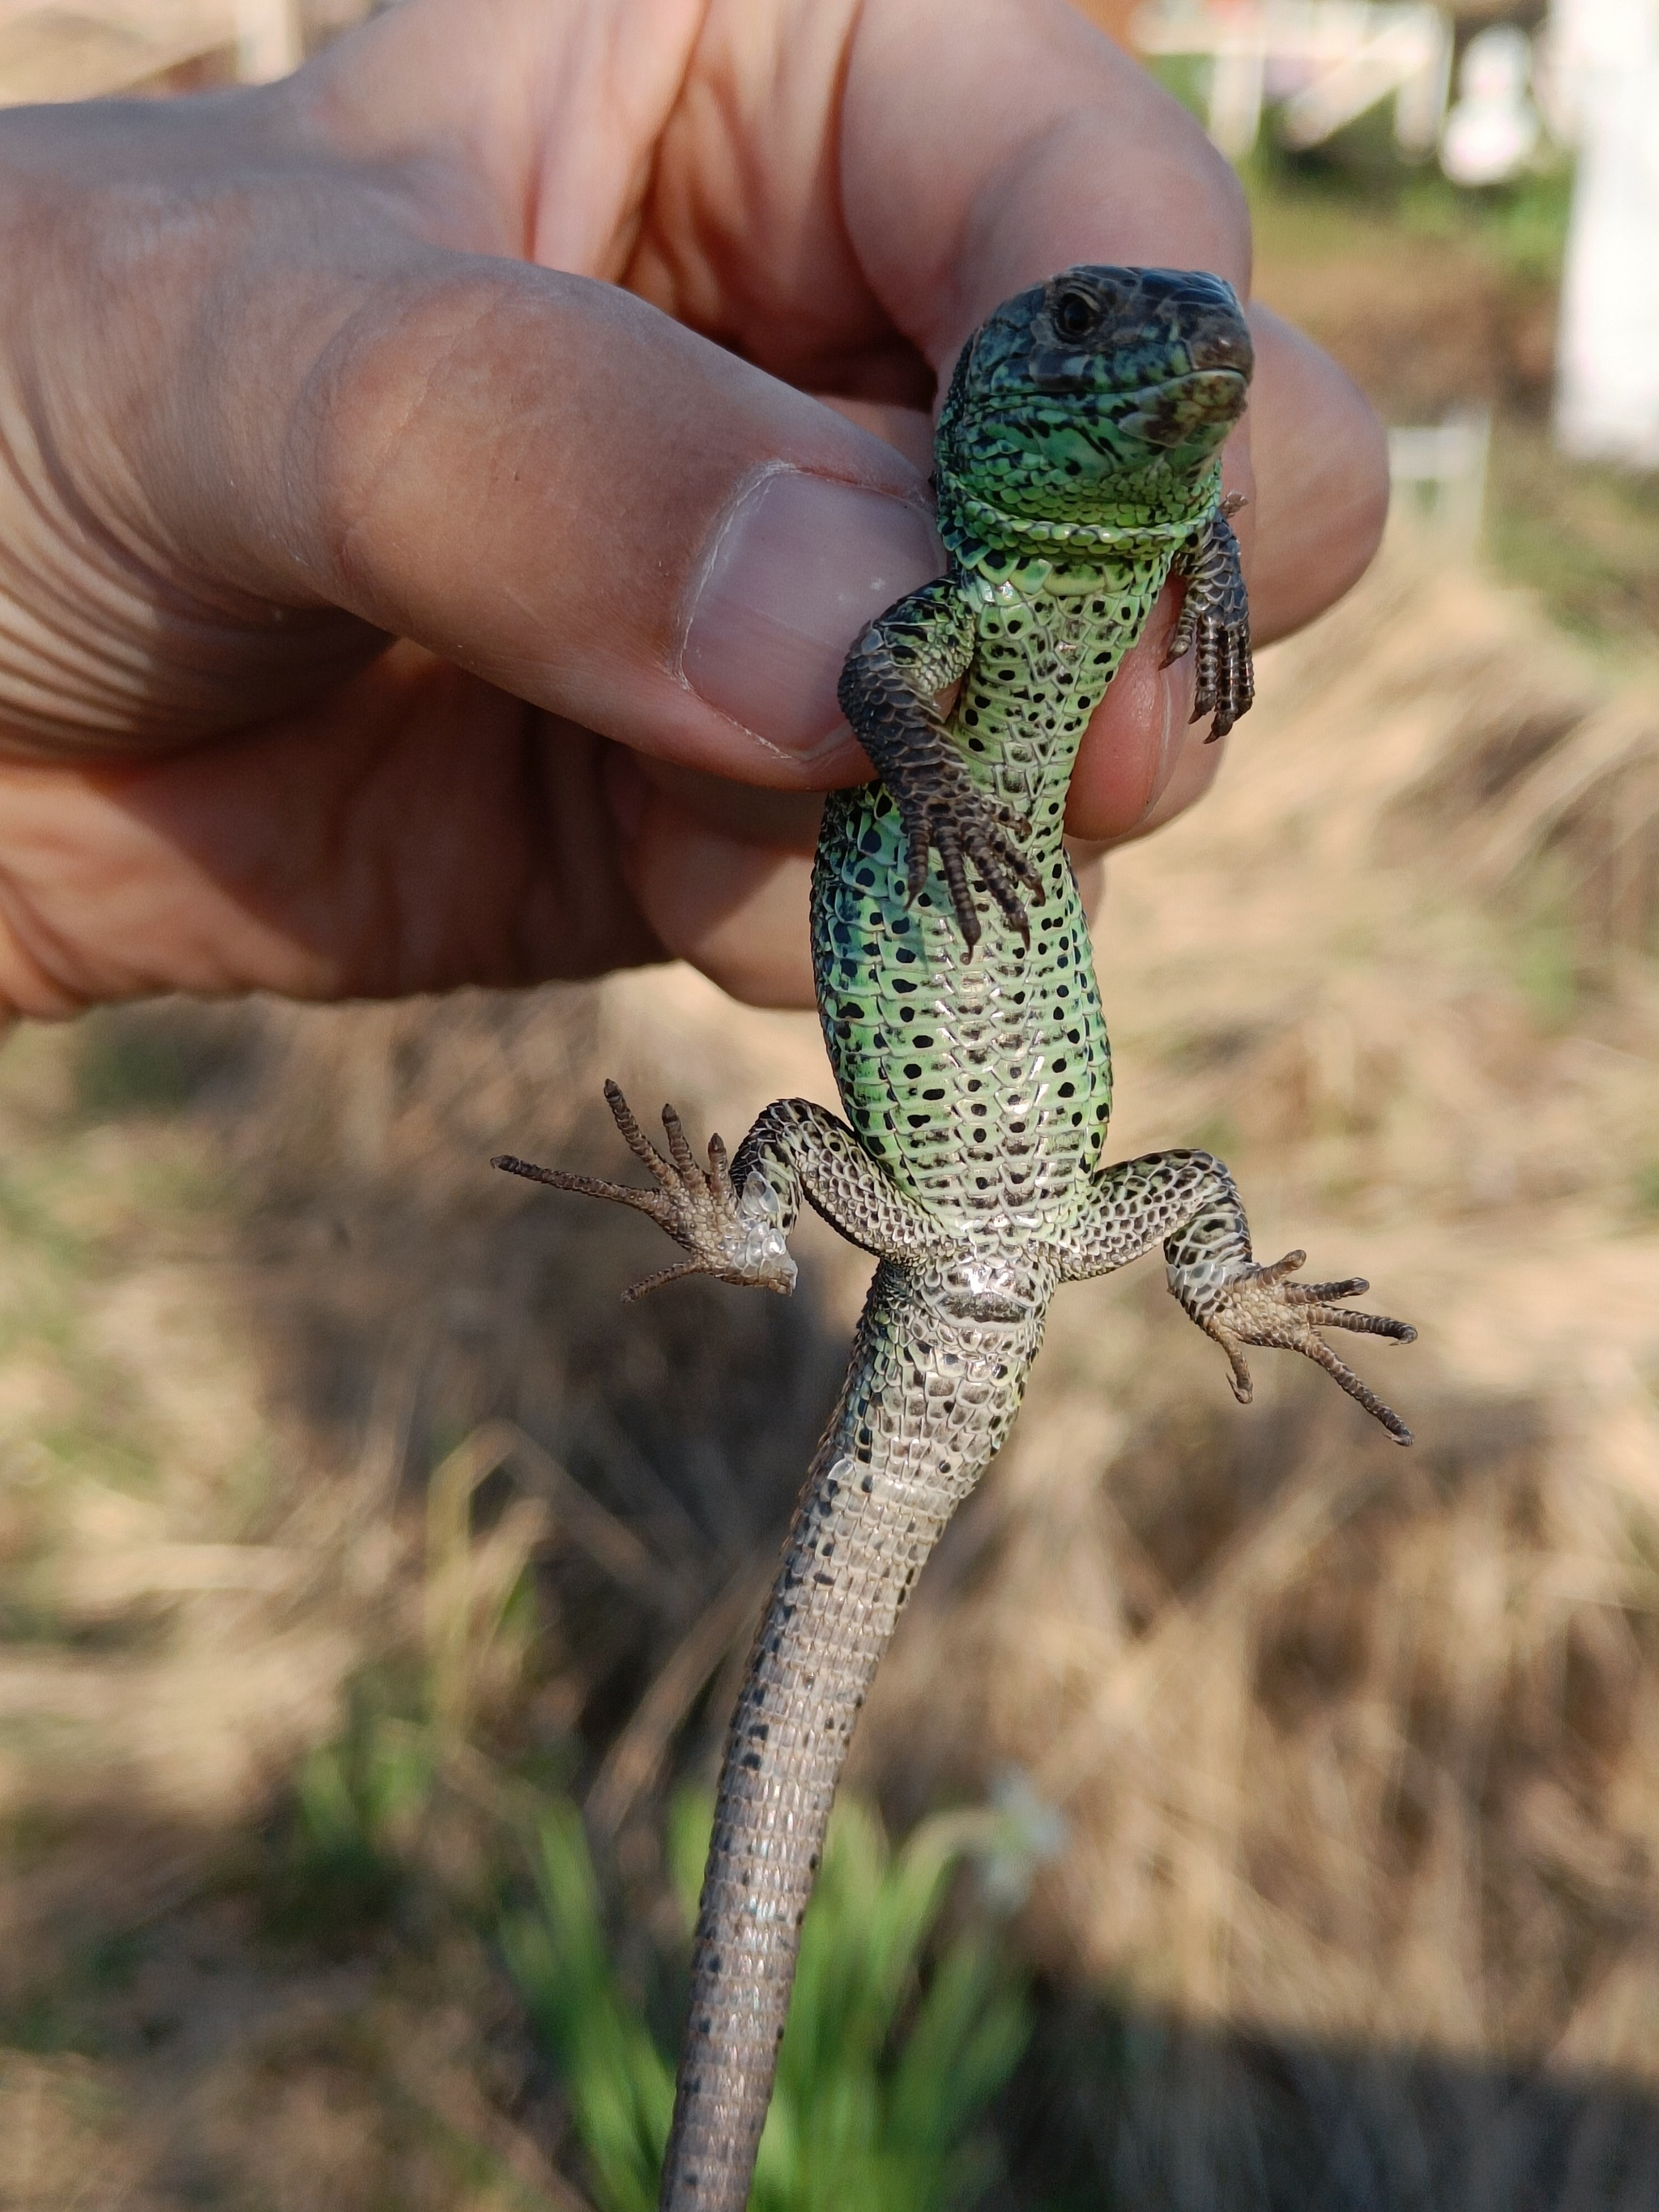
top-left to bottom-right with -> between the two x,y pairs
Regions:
1163,493 -> 1253,742
896,782 -> 1044,953
1199,1249 -> 1416,1443
493,1081 -> 798,1301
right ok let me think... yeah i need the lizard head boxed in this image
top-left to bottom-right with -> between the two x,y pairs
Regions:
936,266 -> 1252,526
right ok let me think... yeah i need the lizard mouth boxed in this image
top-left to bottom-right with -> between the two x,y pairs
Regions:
1114,367 -> 1249,445
1016,363 -> 1247,443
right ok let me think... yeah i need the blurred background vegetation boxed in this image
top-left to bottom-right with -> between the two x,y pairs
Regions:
1245,143 -> 1659,642
6,2 -> 1659,2209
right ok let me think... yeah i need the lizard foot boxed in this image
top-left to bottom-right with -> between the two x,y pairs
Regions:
894,772 -> 1044,954
1197,1249 -> 1416,1443
493,1081 -> 798,1302
1164,492 -> 1253,741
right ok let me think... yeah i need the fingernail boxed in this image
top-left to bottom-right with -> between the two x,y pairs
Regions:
680,468 -> 942,761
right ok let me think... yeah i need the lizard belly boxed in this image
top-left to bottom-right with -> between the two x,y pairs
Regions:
812,559 -> 1171,1240
813,785 -> 1112,1240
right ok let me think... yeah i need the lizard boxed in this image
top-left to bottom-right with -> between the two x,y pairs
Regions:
493,264 -> 1414,2212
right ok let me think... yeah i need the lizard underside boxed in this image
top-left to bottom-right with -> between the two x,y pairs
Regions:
493,263 -> 1414,2212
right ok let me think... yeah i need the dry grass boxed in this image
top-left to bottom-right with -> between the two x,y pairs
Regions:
2,531 -> 1659,2206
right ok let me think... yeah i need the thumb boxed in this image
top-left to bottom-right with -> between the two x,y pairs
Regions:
165,249 -> 945,783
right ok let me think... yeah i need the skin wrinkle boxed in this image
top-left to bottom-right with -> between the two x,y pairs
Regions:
622,53 -> 743,334
308,706 -> 406,942
0,487 -> 372,749
0,385 -> 284,680
355,700 -> 610,990
812,11 -> 884,392
309,279 -> 504,617
8,373 -> 170,640
0,876 -> 88,1016
0,621 -> 153,720
0,551 -> 180,684
1,485 -> 338,678
527,0 -> 710,277
0,774 -> 228,1006
22,185 -> 368,671
0,526 -> 143,673
731,11 -> 869,369
0,554 -> 181,746
126,688 -> 406,993
633,0 -> 887,377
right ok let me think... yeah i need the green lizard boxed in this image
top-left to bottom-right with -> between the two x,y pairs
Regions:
494,265 -> 1413,2212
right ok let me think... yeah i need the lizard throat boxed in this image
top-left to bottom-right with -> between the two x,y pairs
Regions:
936,479 -> 1206,553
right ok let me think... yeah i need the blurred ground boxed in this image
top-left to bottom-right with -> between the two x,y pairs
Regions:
4,7 -> 1659,2210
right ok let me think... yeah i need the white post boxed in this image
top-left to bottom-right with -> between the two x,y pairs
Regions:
1552,0 -> 1659,465
1395,5 -> 1454,154
1208,37 -> 1268,158
1388,407 -> 1491,549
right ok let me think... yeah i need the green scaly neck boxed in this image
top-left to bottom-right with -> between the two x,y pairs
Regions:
935,457 -> 1221,587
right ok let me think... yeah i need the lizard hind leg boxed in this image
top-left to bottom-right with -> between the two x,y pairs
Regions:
492,1080 -> 800,1301
1057,1149 -> 1416,1444
1196,1248 -> 1417,1443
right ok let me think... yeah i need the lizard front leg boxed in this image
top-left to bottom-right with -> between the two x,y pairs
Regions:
493,1083 -> 945,1298
1164,493 -> 1253,739
1059,1149 -> 1415,1441
838,575 -> 1043,950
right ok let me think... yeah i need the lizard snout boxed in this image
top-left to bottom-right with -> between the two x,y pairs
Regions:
1183,319 -> 1254,381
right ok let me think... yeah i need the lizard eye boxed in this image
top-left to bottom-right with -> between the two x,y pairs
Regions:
1051,288 -> 1101,342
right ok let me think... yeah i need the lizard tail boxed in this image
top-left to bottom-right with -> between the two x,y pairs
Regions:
658,1264 -> 1039,2211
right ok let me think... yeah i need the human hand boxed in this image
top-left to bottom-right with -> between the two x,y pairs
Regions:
0,0 -> 1386,1017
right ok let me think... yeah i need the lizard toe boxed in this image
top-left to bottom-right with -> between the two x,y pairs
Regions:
1205,1256 -> 1414,1443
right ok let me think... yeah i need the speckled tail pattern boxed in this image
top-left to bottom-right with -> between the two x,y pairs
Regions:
660,1264 -> 1043,2210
